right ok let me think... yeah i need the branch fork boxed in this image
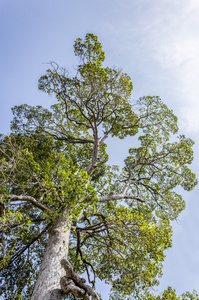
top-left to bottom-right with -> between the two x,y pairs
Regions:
60,259 -> 100,300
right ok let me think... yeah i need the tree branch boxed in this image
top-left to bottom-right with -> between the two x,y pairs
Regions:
85,132 -> 99,176
5,195 -> 51,212
0,222 -> 52,272
60,259 -> 100,300
98,168 -> 144,203
98,194 -> 144,203
0,201 -> 5,217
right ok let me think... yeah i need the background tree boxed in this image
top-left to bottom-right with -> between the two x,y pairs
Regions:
146,286 -> 199,300
0,34 -> 197,299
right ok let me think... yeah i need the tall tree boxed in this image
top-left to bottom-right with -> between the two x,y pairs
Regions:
0,34 -> 197,300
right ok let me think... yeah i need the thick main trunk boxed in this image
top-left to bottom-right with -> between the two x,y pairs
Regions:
31,208 -> 71,300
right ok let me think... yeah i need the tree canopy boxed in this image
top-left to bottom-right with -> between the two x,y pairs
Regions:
146,287 -> 199,300
0,33 -> 198,299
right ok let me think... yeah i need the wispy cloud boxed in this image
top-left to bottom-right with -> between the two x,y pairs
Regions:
104,0 -> 199,132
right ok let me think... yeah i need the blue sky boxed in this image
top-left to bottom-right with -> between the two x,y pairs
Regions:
1,0 -> 199,298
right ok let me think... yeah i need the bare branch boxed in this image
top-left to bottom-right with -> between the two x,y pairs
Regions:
85,136 -> 99,176
98,194 -> 144,203
121,167 -> 132,194
43,131 -> 94,144
6,195 -> 51,213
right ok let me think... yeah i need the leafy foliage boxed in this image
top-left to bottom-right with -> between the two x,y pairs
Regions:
0,33 -> 197,299
146,286 -> 199,300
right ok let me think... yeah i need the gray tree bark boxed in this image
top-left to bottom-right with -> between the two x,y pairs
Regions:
31,208 -> 71,300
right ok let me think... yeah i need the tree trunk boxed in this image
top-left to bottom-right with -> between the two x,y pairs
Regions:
31,208 -> 71,300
